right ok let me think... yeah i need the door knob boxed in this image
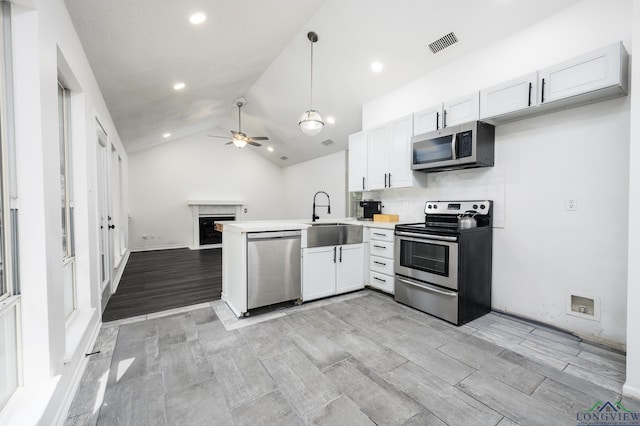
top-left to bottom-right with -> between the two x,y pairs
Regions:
108,224 -> 115,229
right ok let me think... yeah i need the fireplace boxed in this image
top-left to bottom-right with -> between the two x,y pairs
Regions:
188,201 -> 243,249
199,215 -> 235,246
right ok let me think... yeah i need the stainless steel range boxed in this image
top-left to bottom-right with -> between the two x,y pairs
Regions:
394,200 -> 493,325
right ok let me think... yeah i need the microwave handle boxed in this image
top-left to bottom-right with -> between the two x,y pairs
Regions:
450,132 -> 457,160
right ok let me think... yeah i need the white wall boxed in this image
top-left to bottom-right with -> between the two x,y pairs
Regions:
281,151 -> 347,220
128,132 -> 286,250
623,0 -> 640,401
361,0 -> 632,346
4,0 -> 129,423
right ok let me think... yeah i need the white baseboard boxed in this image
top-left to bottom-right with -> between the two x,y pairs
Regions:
130,244 -> 188,252
623,383 -> 640,401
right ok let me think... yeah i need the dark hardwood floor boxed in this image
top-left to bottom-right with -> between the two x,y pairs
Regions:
102,248 -> 222,322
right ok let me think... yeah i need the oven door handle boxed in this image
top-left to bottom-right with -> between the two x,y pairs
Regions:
395,231 -> 457,242
396,277 -> 457,297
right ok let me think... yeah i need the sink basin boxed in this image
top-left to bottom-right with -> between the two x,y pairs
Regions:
306,223 -> 363,247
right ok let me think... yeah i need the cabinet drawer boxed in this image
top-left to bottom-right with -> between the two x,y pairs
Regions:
369,240 -> 394,259
369,228 -> 394,242
370,255 -> 394,276
369,271 -> 394,294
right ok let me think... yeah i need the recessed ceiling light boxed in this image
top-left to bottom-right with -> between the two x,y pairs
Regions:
326,116 -> 335,124
173,82 -> 186,90
189,12 -> 206,25
371,61 -> 383,73
267,146 -> 274,152
163,133 -> 171,138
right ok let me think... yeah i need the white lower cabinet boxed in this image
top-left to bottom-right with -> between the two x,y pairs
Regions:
302,243 -> 364,302
367,227 -> 395,294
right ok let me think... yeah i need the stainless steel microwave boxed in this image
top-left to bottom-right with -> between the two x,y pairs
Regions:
411,121 -> 495,172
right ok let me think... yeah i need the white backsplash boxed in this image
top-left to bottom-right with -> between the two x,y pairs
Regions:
364,166 -> 506,227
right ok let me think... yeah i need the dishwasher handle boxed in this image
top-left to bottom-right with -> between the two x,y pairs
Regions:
247,230 -> 302,240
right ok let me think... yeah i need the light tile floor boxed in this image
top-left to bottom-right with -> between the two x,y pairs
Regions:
65,290 -> 639,425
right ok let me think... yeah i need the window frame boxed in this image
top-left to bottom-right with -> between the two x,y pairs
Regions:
58,80 -> 76,319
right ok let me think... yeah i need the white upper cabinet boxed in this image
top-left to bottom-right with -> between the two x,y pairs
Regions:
480,72 -> 538,119
348,132 -> 367,192
366,124 -> 388,190
387,115 -> 415,188
365,115 -> 423,191
539,42 -> 628,105
413,104 -> 442,135
443,92 -> 480,128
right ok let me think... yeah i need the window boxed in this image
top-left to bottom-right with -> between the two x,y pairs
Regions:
0,0 -> 20,411
58,81 -> 76,319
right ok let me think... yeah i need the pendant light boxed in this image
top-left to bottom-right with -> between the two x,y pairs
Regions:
299,31 -> 324,136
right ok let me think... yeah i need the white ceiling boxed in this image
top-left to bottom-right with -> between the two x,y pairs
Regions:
64,0 -> 580,166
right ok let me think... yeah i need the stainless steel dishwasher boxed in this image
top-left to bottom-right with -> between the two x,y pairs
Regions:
246,230 -> 301,310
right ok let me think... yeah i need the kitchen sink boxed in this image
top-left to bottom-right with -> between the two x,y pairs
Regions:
306,223 -> 363,247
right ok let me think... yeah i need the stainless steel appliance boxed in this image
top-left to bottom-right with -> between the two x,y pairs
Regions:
411,121 -> 495,172
394,200 -> 493,325
246,230 -> 301,309
358,200 -> 382,220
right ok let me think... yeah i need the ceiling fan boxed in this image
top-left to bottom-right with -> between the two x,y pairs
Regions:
208,97 -> 268,148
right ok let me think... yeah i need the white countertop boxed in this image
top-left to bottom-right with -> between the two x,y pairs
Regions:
222,218 -> 407,233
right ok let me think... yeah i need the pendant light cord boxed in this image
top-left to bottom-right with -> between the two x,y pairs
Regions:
309,38 -> 314,111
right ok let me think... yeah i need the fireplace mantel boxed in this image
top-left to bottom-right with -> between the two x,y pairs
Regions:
189,201 -> 243,249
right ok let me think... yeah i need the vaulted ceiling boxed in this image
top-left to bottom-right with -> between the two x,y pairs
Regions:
64,0 -> 580,166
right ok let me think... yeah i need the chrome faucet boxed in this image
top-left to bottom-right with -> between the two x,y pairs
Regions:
312,191 -> 331,222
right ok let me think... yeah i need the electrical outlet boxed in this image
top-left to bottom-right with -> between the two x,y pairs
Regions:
566,198 -> 577,211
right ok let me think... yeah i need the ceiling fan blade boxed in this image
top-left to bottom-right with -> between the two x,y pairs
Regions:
248,141 -> 262,147
248,136 -> 269,141
225,141 -> 233,145
207,135 -> 229,139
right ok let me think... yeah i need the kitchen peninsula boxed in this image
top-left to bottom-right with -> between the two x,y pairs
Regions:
221,219 -> 398,317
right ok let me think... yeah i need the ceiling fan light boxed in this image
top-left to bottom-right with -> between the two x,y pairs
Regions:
232,138 -> 247,148
299,110 -> 324,136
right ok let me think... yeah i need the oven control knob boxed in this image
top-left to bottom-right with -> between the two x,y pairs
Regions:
480,204 -> 486,209
427,204 -> 432,209
473,204 -> 478,209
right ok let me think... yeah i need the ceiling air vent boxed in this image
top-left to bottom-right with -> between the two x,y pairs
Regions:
280,156 -> 288,161
321,139 -> 334,146
428,32 -> 458,54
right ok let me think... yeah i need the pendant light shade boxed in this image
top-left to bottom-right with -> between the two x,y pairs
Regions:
298,109 -> 324,136
299,31 -> 324,136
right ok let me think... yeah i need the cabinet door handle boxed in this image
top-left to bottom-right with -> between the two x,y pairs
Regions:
339,246 -> 343,263
541,78 -> 546,103
373,260 -> 386,266
372,245 -> 386,249
384,173 -> 388,188
362,177 -> 365,190
443,110 -> 447,128
436,111 -> 440,130
373,276 -> 387,282
333,246 -> 337,263
528,82 -> 533,107
372,232 -> 386,237
388,173 -> 391,188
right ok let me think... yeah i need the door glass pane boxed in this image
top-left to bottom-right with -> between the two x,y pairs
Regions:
399,240 -> 449,276
0,304 -> 18,408
58,83 -> 68,257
